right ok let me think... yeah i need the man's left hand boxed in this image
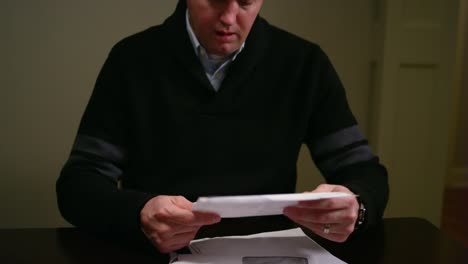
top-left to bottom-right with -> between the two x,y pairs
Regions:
283,184 -> 359,242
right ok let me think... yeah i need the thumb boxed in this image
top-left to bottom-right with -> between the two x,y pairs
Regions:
311,184 -> 336,193
171,196 -> 221,225
170,196 -> 193,210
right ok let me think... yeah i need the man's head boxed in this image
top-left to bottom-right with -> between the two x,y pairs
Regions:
186,0 -> 263,57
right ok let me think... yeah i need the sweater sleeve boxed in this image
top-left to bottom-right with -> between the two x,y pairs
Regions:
305,47 -> 389,231
56,43 -> 154,244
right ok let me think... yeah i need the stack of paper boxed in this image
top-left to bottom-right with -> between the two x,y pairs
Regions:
170,228 -> 347,264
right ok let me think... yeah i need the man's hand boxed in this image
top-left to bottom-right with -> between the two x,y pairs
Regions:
283,184 -> 359,242
140,195 -> 221,253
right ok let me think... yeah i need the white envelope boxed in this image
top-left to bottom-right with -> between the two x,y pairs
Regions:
192,192 -> 353,218
171,228 -> 347,264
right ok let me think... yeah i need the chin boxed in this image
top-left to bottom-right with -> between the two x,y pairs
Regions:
217,46 -> 238,56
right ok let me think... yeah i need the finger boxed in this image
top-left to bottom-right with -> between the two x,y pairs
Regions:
149,228 -> 198,250
164,234 -> 200,253
305,223 -> 350,243
156,230 -> 199,253
166,241 -> 190,252
311,184 -> 336,193
298,196 -> 356,209
170,196 -> 194,210
311,184 -> 355,196
284,206 -> 356,225
162,230 -> 197,246
153,223 -> 199,241
169,210 -> 220,226
193,211 -> 221,225
157,204 -> 220,226
169,196 -> 221,226
170,230 -> 198,245
155,242 -> 177,254
302,222 -> 355,236
142,217 -> 198,244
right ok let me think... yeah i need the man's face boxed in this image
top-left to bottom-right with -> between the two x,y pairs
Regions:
186,0 -> 263,57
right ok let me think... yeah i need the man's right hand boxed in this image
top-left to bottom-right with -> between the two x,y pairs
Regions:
140,195 -> 221,253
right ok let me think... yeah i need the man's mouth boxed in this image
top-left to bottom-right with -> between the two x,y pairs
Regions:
215,31 -> 236,42
216,31 -> 235,36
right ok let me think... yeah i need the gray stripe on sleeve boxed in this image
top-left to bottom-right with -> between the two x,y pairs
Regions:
72,134 -> 126,163
309,125 -> 366,157
317,145 -> 375,174
66,134 -> 126,181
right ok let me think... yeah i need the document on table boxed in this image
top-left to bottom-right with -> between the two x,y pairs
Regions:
192,192 -> 353,218
170,228 -> 347,264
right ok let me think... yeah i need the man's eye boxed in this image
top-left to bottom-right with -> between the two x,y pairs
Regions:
238,0 -> 254,7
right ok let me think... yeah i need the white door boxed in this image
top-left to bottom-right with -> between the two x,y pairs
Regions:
371,0 -> 459,226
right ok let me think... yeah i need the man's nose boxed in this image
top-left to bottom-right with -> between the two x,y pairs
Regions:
219,1 -> 239,26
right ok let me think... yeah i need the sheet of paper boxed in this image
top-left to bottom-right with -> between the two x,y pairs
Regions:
192,192 -> 353,218
171,228 -> 347,264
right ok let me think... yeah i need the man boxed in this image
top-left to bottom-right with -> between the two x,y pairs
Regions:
57,0 -> 389,254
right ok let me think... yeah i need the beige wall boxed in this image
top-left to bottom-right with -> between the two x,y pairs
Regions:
1,0 -> 372,228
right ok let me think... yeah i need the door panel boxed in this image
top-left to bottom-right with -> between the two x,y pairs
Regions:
373,0 -> 459,226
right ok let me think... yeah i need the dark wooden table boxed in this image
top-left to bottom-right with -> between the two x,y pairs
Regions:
1,218 -> 467,263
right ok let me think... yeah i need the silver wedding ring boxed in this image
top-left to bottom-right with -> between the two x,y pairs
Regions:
323,224 -> 331,234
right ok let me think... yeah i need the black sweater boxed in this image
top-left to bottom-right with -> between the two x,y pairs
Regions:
57,2 -> 388,246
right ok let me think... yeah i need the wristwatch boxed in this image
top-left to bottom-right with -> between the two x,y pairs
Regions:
355,200 -> 366,230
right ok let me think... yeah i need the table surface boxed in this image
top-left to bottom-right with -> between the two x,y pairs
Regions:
1,217 -> 467,264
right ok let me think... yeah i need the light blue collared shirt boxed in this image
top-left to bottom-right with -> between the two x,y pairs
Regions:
186,10 -> 245,91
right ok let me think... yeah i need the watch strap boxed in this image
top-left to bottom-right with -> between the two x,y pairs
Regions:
355,199 -> 366,229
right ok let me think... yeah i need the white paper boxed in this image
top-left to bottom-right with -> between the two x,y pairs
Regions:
171,228 -> 347,264
192,192 -> 353,218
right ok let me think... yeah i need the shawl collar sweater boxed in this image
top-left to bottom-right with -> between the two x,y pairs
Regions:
57,1 -> 388,247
